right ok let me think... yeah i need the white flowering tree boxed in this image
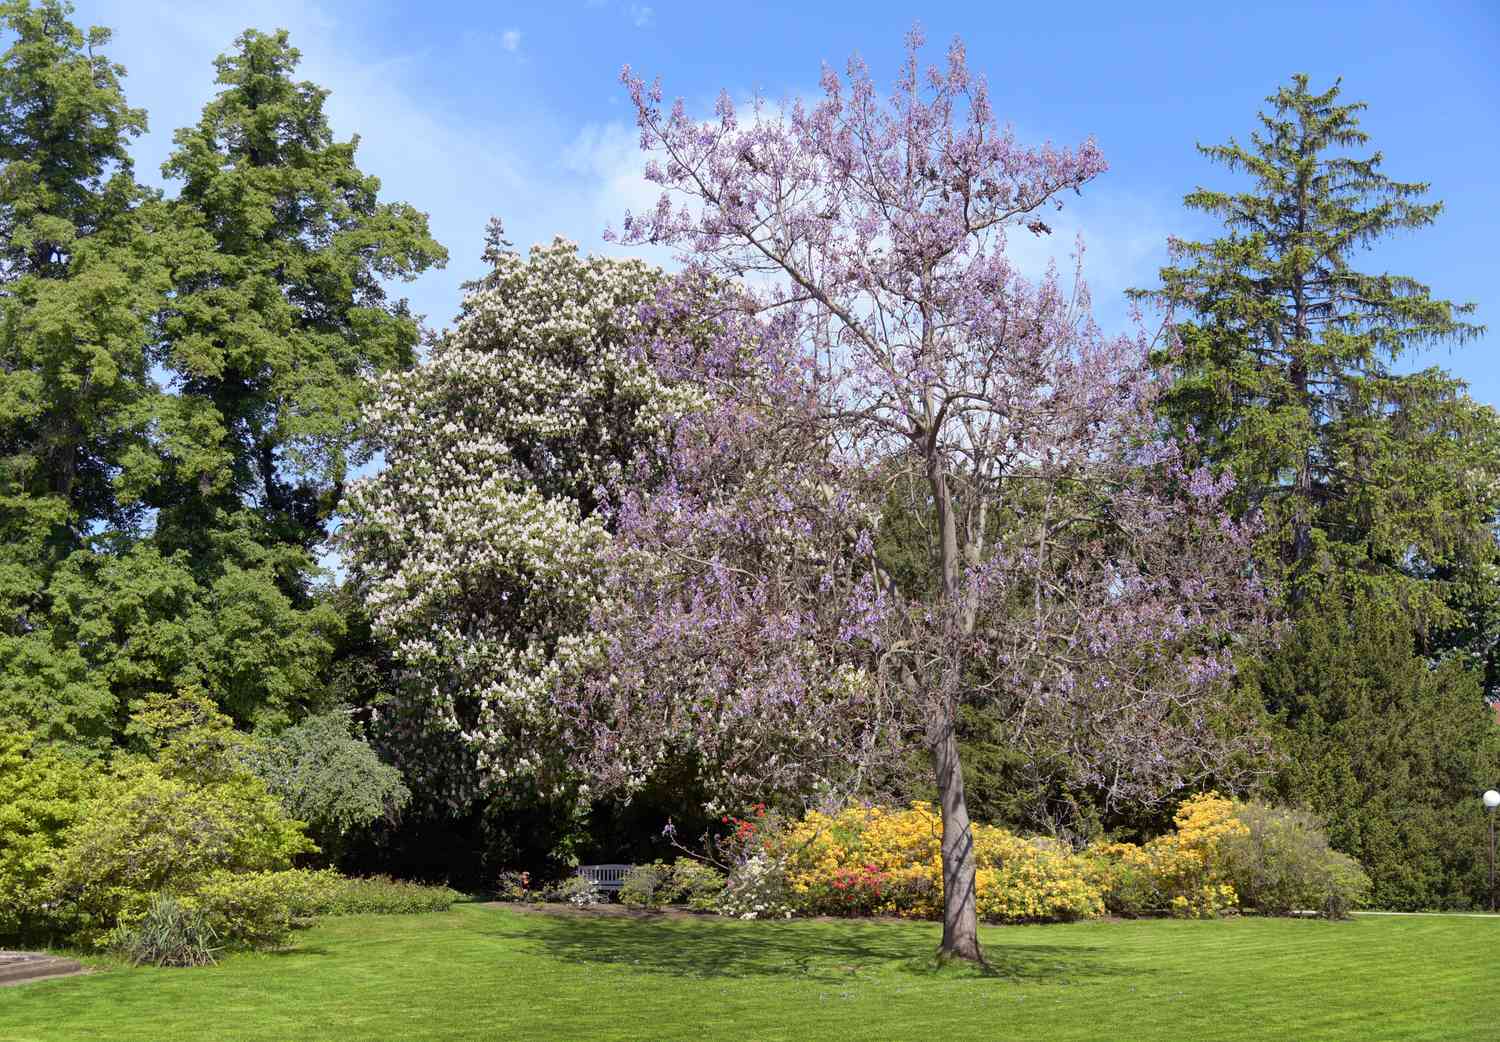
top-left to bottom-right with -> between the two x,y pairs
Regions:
339,228 -> 695,803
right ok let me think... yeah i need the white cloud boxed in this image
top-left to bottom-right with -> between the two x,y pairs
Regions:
555,121 -> 677,268
75,0 -> 542,329
629,3 -> 653,28
501,29 -> 521,53
71,0 -> 1179,342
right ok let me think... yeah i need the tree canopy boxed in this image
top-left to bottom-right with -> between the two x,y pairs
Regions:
569,34 -> 1271,962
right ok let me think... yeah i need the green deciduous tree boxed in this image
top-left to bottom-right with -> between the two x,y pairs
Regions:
247,710 -> 409,860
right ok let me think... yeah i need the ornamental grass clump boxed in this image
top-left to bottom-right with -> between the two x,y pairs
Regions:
110,894 -> 220,968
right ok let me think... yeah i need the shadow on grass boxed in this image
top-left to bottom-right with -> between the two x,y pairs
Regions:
483,911 -> 1135,986
265,946 -> 333,958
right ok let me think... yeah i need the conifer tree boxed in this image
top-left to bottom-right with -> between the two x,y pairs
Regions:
1140,75 -> 1497,636
155,29 -> 446,556
1144,77 -> 1500,907
0,0 -> 161,600
0,0 -> 172,741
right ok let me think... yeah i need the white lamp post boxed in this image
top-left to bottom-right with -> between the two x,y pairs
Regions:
1485,789 -> 1500,913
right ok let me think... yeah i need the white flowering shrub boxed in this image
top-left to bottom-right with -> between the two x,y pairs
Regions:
339,234 -> 699,801
560,875 -> 603,907
716,853 -> 795,921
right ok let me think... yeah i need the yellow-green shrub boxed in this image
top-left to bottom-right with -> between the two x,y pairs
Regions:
179,869 -> 342,950
55,758 -> 315,938
779,803 -> 1103,923
325,875 -> 464,915
0,732 -> 98,942
1089,792 -> 1373,919
1088,793 -> 1245,918
52,694 -> 316,943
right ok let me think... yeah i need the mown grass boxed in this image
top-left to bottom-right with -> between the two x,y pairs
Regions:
1,905 -> 1493,1042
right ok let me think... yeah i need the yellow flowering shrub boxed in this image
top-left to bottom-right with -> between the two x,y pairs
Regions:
1088,792 -> 1247,918
777,803 -> 1103,923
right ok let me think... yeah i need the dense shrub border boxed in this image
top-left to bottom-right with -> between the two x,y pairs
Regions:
444,796 -> 1369,929
688,795 -> 1371,923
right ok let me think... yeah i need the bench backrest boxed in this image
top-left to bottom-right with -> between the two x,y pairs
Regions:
577,864 -> 633,891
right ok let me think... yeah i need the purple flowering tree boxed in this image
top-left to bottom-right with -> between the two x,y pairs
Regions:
569,31 -> 1268,963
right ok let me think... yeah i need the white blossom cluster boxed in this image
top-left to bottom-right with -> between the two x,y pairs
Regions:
340,238 -> 690,792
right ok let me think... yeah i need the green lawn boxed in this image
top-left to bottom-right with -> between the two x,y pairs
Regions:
1,905 -> 1493,1042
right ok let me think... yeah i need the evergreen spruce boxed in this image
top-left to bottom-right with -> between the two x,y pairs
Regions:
1141,75 -> 1497,637
1144,76 -> 1500,907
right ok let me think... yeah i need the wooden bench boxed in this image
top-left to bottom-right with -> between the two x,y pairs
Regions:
577,864 -> 633,896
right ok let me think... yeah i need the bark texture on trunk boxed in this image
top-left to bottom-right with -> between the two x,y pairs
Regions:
931,713 -> 983,963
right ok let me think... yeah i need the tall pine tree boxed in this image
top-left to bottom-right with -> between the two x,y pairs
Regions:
1142,74 -> 1496,630
1142,76 -> 1500,907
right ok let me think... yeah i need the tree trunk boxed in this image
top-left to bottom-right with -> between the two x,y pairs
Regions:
931,709 -> 983,963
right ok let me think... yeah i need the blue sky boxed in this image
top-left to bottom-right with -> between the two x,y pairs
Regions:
75,0 -> 1500,401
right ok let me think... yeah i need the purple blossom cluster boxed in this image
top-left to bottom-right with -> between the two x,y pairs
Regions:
564,32 -> 1270,817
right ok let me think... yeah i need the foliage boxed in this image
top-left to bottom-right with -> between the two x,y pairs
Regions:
493,870 -> 533,903
779,803 -> 1102,923
0,0 -> 155,575
558,875 -> 603,907
155,28 -> 445,562
111,870 -> 461,954
0,0 -> 168,747
247,710 -> 409,858
1219,802 -> 1371,918
1087,792 -> 1369,919
1257,584 -> 1499,909
717,853 -> 795,921
325,875 -> 463,916
183,868 -> 341,950
0,729 -> 97,941
1138,76 -> 1500,912
0,7 -> 444,746
340,231 -> 699,805
52,693 -> 315,939
109,893 -> 219,968
616,860 -> 725,910
577,29 -> 1268,962
661,858 -> 725,912
1139,75 -> 1494,617
1089,793 -> 1245,919
335,779 -> 594,895
618,863 -> 670,908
